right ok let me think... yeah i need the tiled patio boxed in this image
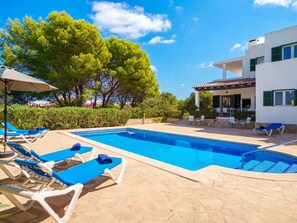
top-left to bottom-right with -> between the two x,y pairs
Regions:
0,123 -> 297,222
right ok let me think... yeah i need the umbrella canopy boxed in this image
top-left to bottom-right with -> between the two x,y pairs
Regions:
0,66 -> 57,157
0,66 -> 57,91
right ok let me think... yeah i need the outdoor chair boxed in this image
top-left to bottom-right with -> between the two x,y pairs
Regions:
253,123 -> 285,136
222,107 -> 228,117
240,117 -> 252,126
2,121 -> 49,138
228,117 -> 237,127
0,156 -> 127,223
0,142 -> 97,180
0,128 -> 42,143
197,115 -> 205,125
188,115 -> 195,125
215,108 -> 221,117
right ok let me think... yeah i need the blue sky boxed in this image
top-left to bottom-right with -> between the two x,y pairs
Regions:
1,0 -> 297,99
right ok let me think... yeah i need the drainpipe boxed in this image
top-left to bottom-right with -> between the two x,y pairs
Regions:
195,90 -> 200,110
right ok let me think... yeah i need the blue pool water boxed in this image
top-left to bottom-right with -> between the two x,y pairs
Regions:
72,128 -> 297,173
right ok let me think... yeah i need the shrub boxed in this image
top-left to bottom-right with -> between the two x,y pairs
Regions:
3,105 -> 130,130
233,111 -> 256,121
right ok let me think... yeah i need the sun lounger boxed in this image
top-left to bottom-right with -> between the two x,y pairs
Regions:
0,157 -> 127,223
0,142 -> 96,180
2,121 -> 49,138
0,128 -> 42,143
253,123 -> 285,136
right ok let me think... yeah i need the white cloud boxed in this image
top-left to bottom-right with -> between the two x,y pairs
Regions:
230,42 -> 248,52
292,1 -> 297,9
254,0 -> 294,8
150,65 -> 157,72
91,1 -> 171,39
192,16 -> 199,22
196,62 -> 213,69
175,6 -> 183,14
148,36 -> 175,44
181,83 -> 185,87
230,43 -> 242,51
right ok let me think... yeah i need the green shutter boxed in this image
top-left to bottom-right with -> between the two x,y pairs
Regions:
250,58 -> 256,71
271,46 -> 282,62
234,94 -> 241,109
295,89 -> 297,106
263,91 -> 273,106
213,96 -> 220,108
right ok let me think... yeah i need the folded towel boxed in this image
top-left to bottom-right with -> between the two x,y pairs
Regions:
28,129 -> 39,134
71,143 -> 81,151
36,127 -> 47,131
97,154 -> 112,164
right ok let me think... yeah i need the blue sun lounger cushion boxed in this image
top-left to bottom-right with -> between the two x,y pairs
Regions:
28,129 -> 39,134
254,126 -> 266,131
71,143 -> 81,151
98,154 -> 112,164
36,127 -> 48,131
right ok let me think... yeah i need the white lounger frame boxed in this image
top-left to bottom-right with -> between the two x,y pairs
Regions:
0,159 -> 127,223
0,143 -> 97,180
253,125 -> 285,136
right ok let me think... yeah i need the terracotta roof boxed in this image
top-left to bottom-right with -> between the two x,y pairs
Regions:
193,78 -> 255,91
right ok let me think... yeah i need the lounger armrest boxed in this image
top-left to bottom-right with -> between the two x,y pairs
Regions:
43,161 -> 56,168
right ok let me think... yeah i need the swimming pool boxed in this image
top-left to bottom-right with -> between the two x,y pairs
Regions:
72,128 -> 297,173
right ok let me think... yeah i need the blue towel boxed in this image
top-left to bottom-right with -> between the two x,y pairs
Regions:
71,143 -> 81,151
36,127 -> 47,131
28,129 -> 39,134
97,154 -> 112,164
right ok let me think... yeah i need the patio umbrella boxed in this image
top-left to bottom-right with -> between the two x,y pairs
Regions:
0,66 -> 57,157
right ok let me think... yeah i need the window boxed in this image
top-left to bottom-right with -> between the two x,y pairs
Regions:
257,57 -> 264,64
250,56 -> 264,71
283,44 -> 297,60
242,99 -> 251,109
274,90 -> 295,106
222,96 -> 231,107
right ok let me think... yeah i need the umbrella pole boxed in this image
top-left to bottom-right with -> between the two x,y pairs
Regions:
4,80 -> 7,151
0,80 -> 14,158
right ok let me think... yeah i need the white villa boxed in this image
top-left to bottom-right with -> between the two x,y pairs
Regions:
194,25 -> 297,125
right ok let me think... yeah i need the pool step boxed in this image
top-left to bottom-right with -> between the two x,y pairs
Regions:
248,160 -> 275,172
239,160 -> 261,170
283,163 -> 297,173
241,160 -> 296,173
264,161 -> 290,173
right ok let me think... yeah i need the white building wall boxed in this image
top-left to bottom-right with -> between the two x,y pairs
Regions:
264,26 -> 297,62
213,87 -> 256,111
242,43 -> 265,78
256,58 -> 297,124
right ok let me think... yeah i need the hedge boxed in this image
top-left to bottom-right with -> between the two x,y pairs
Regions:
1,105 -> 130,130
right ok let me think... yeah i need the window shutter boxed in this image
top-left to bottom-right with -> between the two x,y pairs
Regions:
263,91 -> 273,106
295,89 -> 297,106
271,46 -> 282,62
213,96 -> 220,108
250,58 -> 256,71
234,94 -> 241,108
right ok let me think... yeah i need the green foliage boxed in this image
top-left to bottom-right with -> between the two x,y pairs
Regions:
2,105 -> 129,130
166,109 -> 183,119
179,91 -> 213,117
0,11 -> 111,106
99,37 -> 159,108
233,111 -> 256,121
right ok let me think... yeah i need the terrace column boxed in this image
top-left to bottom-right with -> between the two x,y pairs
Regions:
195,90 -> 200,110
223,63 -> 226,79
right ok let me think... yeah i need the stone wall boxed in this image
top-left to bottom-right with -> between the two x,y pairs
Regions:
165,118 -> 297,133
126,118 -> 162,125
